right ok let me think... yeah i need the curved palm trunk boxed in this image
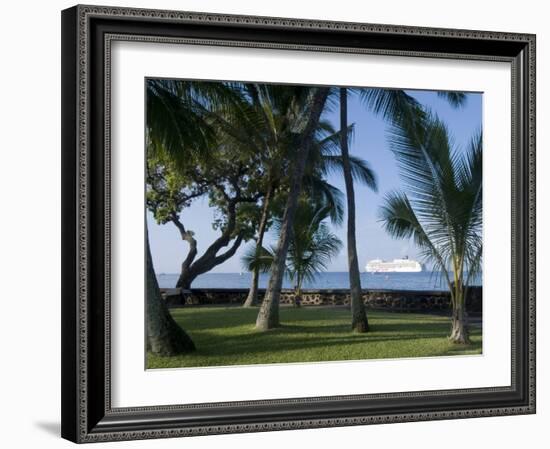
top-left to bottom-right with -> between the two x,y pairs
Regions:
340,88 -> 369,332
449,281 -> 471,344
256,87 -> 330,331
243,185 -> 273,307
147,234 -> 195,355
243,263 -> 261,307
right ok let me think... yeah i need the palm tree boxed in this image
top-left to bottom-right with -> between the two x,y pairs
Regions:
243,201 -> 342,306
256,87 -> 330,330
239,88 -> 376,307
340,88 -> 371,332
146,233 -> 195,355
238,84 -> 309,307
338,88 -> 421,333
182,83 -> 333,308
338,87 -> 467,332
379,111 -> 482,344
148,82 -> 352,320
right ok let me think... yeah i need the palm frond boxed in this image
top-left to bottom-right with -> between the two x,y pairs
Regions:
241,244 -> 276,273
437,91 -> 468,108
146,79 -> 217,166
286,204 -> 343,285
301,177 -> 345,226
313,124 -> 355,156
388,111 -> 466,253
357,88 -> 420,124
379,190 -> 454,288
320,154 -> 378,192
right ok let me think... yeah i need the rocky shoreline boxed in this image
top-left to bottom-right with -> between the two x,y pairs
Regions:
161,287 -> 482,314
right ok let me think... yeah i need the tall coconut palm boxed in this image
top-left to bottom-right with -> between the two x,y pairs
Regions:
339,88 -> 370,331
338,87 -> 467,333
238,84 -> 310,307
339,87 -> 421,333
379,112 -> 482,344
193,83 -> 328,308
240,93 -> 376,307
256,87 -> 330,330
243,201 -> 342,306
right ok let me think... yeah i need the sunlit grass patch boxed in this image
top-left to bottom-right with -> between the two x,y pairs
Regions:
147,306 -> 481,369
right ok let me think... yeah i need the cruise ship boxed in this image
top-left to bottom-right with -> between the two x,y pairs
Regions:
365,256 -> 422,273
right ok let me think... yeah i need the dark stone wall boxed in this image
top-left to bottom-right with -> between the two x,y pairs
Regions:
161,287 -> 482,313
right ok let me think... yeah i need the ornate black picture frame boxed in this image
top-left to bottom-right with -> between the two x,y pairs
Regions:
61,4 -> 536,443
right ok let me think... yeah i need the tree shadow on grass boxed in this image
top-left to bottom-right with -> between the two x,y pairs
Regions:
172,308 -> 452,333
157,307 -> 482,367
176,326 -> 478,359
150,331 -> 482,368
184,319 -> 453,339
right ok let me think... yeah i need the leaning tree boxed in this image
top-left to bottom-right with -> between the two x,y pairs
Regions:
144,78 -> 250,354
146,232 -> 195,355
147,149 -> 261,289
255,86 -> 330,331
238,84 -> 375,308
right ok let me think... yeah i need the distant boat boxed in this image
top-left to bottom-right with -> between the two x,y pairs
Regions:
365,256 -> 422,273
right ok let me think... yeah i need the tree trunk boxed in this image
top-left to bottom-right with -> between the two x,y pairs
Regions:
175,233 -> 244,288
294,278 -> 302,307
340,88 -> 369,333
449,284 -> 470,344
147,235 -> 196,356
173,198 -> 245,289
243,185 -> 273,307
175,236 -> 197,289
176,275 -> 192,290
256,87 -> 330,331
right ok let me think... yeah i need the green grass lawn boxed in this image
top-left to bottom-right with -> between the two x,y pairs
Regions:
147,306 -> 482,369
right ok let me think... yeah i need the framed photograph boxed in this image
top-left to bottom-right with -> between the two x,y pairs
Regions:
61,4 -> 536,443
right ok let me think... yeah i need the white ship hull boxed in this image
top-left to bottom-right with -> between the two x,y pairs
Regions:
365,258 -> 422,273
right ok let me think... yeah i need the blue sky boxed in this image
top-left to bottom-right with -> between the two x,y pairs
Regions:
148,88 -> 482,273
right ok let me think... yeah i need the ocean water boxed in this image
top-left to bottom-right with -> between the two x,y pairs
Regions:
157,271 -> 481,291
